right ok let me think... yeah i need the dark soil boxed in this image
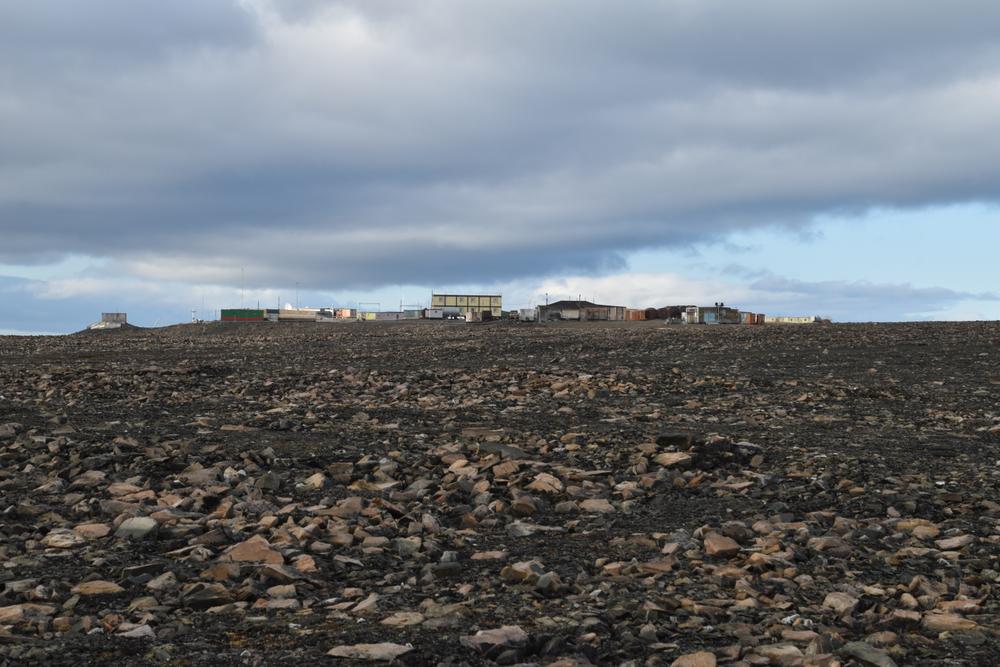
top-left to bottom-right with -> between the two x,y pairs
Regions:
0,321 -> 997,665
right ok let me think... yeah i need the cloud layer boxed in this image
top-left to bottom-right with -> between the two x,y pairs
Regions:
3,1 -> 1000,289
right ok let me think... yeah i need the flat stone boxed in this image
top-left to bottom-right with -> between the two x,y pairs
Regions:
180,582 -> 232,609
293,554 -> 318,573
72,580 -> 125,596
223,535 -> 284,564
0,603 -> 56,624
327,642 -> 413,661
303,472 -> 327,489
527,472 -> 564,494
824,591 -> 859,615
671,651 -> 717,667
116,516 -> 158,540
703,532 -> 740,558
380,611 -> 424,626
938,599 -> 981,614
146,571 -> 177,591
922,613 -> 978,632
42,528 -> 85,549
838,641 -> 898,667
501,560 -> 544,583
74,523 -> 112,539
351,592 -> 379,615
460,625 -> 529,651
935,534 -> 974,550
754,643 -> 804,666
535,571 -> 562,594
579,498 -> 615,513
655,452 -> 693,468
118,623 -> 156,639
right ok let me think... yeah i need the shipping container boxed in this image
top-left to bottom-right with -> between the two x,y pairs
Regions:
221,308 -> 265,321
424,308 -> 444,319
518,308 -> 537,322
626,308 -> 646,321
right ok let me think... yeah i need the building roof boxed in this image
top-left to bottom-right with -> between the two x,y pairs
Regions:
432,293 -> 501,298
542,300 -> 623,309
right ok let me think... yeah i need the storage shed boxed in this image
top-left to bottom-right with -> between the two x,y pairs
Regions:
538,300 -> 626,322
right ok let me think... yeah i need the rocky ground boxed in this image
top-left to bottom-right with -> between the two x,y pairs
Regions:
0,320 -> 998,666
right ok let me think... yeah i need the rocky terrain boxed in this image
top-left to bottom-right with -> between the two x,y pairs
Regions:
0,320 -> 997,666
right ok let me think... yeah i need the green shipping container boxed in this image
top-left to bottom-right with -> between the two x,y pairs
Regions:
221,309 -> 265,321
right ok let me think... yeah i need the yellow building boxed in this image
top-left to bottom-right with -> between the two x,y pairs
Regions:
431,293 -> 502,319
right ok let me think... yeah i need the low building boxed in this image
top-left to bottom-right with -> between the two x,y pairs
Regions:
278,308 -> 319,321
431,293 -> 502,320
764,315 -> 820,324
685,305 -> 742,325
88,313 -> 129,330
538,300 -> 626,321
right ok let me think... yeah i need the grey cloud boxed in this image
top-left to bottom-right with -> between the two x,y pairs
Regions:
3,1 -> 1000,288
0,1 -> 257,65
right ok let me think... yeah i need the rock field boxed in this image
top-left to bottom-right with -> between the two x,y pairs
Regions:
0,320 -> 998,666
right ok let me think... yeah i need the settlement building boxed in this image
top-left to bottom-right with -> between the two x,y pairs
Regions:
88,313 -> 128,330
764,315 -> 820,324
538,300 -> 627,321
222,308 -> 340,322
684,305 -> 742,324
431,294 -> 502,320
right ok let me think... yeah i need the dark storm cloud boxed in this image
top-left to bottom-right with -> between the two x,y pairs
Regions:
3,1 -> 1000,288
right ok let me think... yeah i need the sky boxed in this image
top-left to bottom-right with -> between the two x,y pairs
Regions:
2,1 -> 999,334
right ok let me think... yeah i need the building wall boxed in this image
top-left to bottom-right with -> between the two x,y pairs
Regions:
685,306 -> 742,324
764,315 -> 818,324
431,294 -> 502,318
